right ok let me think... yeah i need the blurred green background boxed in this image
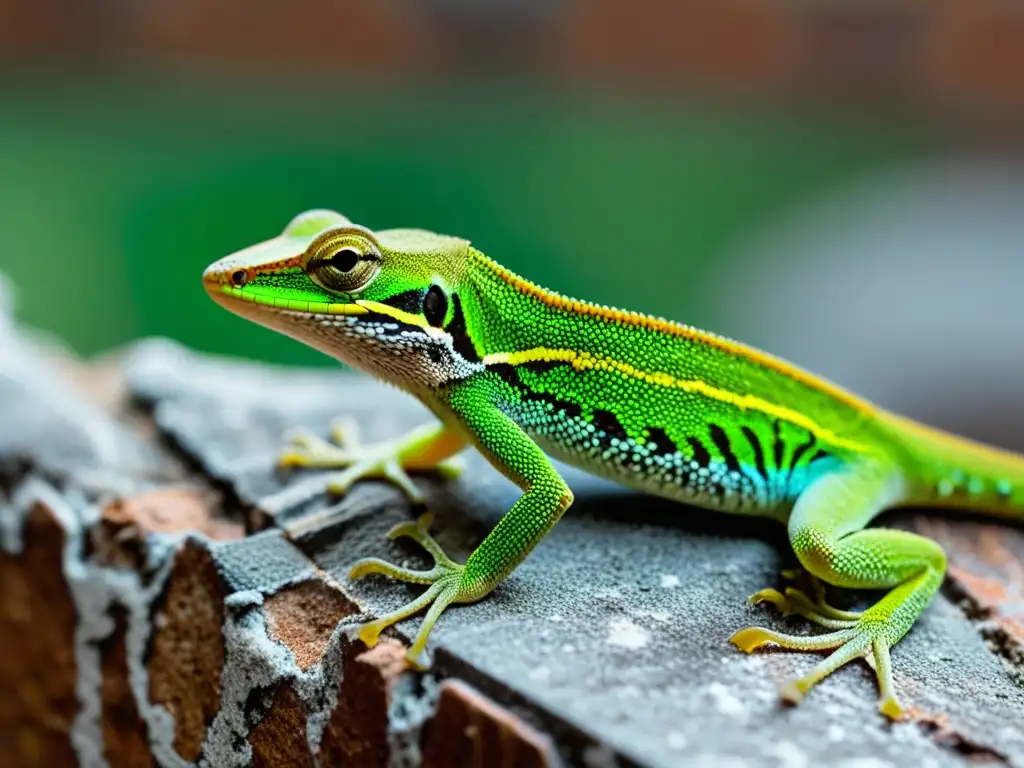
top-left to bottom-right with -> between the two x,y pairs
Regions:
3,0 -> 1022,376
1,79 -> 930,366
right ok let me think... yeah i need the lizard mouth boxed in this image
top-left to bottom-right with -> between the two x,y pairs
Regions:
202,243 -> 367,319
203,275 -> 366,317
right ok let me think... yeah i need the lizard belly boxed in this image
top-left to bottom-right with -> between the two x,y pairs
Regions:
505,397 -> 785,516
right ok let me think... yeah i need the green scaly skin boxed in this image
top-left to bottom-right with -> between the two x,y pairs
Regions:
204,209 -> 1024,718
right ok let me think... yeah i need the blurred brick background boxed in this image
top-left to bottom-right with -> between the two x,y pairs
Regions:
3,0 -> 1023,119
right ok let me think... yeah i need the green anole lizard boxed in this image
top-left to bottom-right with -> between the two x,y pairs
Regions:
204,209 -> 1024,718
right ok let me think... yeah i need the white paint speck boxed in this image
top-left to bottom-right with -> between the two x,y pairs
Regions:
606,618 -> 650,650
769,741 -> 808,768
528,666 -> 551,682
660,574 -> 681,588
666,731 -> 688,750
706,682 -> 747,718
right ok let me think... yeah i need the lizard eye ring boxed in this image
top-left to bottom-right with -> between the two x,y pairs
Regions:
231,270 -> 248,288
304,233 -> 381,295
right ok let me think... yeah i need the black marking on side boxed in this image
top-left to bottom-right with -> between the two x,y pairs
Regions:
808,448 -> 831,465
591,409 -> 629,441
487,363 -> 583,419
772,421 -> 784,470
709,424 -> 741,473
487,362 -> 518,386
789,434 -> 817,470
686,436 -> 711,468
445,294 -> 481,363
644,427 -> 678,454
382,288 -> 425,314
742,426 -> 768,479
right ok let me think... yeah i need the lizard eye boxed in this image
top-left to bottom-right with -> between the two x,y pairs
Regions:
326,248 -> 359,273
231,270 -> 248,287
306,242 -> 380,294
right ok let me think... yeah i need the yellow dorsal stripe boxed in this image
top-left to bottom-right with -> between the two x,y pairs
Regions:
471,252 -> 872,415
483,347 -> 868,453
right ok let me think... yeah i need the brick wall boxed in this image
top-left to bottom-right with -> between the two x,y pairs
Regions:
1,0 -> 1022,117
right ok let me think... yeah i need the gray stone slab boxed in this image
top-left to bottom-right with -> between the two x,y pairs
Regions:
0,288 -> 179,497
123,339 -> 1024,767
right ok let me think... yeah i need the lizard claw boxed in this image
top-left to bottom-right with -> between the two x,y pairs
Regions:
348,512 -> 471,668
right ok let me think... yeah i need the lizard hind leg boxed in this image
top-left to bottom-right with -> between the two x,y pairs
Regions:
730,466 -> 947,719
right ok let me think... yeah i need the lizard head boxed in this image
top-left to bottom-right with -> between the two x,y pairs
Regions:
203,209 -> 482,389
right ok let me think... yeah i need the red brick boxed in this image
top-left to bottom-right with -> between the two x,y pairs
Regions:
148,539 -> 229,761
422,679 -> 557,768
318,639 -> 408,768
124,0 -> 437,74
250,683 -> 312,768
792,4 -> 927,96
927,2 -> 1024,114
562,0 -> 791,88
264,578 -> 359,671
101,605 -> 156,768
0,502 -> 79,765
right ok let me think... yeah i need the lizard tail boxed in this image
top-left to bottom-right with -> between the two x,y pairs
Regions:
881,410 -> 1024,522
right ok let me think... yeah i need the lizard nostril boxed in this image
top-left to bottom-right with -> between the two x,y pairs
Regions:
231,270 -> 248,288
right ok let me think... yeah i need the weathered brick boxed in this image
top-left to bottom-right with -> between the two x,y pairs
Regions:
0,502 -> 78,765
927,2 -> 1024,114
264,578 -> 359,671
100,605 -> 155,768
249,683 -> 313,768
318,640 -> 409,768
421,679 -> 557,768
148,538 -> 230,761
562,0 -> 790,87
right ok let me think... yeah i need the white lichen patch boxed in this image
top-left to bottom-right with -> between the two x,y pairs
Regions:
659,574 -> 681,589
606,617 -> 650,650
386,674 -> 440,768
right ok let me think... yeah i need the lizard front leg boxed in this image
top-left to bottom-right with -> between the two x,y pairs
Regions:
279,420 -> 467,503
731,465 -> 947,718
348,379 -> 573,668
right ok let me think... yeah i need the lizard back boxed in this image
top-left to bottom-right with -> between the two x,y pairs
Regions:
456,250 -> 887,515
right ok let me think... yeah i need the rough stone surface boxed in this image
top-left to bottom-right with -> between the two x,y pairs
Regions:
124,339 -> 1024,768
2,293 -> 1023,767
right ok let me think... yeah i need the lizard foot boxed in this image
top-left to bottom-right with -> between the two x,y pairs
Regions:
730,611 -> 904,719
748,586 -> 862,629
348,512 -> 471,669
278,419 -> 464,503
